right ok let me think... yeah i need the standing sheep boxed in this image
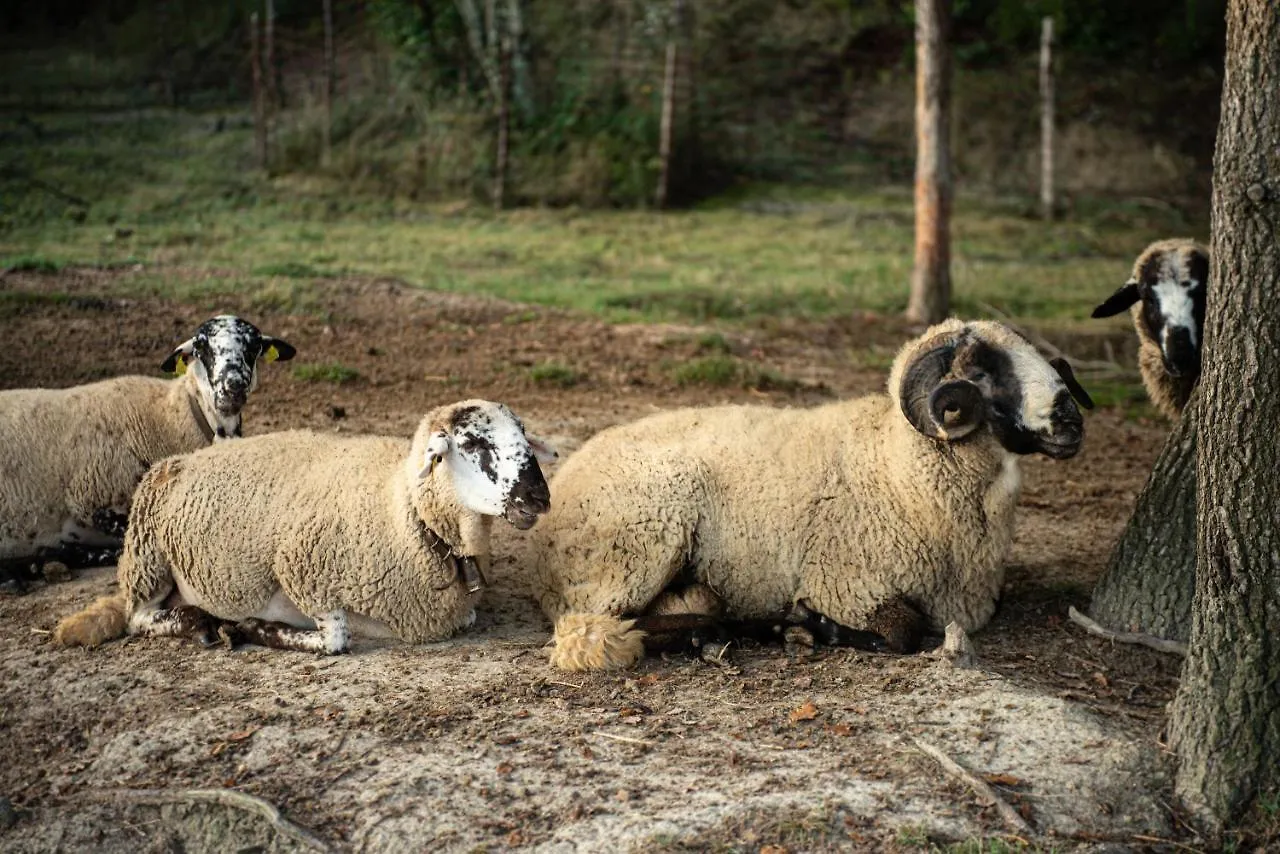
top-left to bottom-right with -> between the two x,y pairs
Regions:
530,319 -> 1094,671
0,315 -> 295,588
54,400 -> 553,654
1091,238 -> 1209,419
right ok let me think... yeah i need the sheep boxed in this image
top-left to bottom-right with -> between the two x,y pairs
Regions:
0,315 -> 295,590
1091,238 -> 1209,419
53,399 -> 553,654
529,319 -> 1094,671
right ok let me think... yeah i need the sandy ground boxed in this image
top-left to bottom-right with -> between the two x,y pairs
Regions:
0,269 -> 1188,852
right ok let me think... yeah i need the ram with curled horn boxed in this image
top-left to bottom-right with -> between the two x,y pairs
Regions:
528,319 -> 1094,672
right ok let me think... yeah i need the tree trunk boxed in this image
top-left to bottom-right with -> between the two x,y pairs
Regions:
1167,0 -> 1280,831
321,0 -> 334,168
906,0 -> 952,325
1039,16 -> 1054,221
1088,396 -> 1198,641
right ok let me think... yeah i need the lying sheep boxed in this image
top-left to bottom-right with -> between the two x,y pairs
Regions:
0,315 -> 294,587
1091,238 -> 1209,419
54,400 -> 553,654
530,319 -> 1093,671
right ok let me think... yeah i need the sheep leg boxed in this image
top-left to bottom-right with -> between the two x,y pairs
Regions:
790,597 -> 930,654
130,596 -> 228,643
224,611 -> 351,655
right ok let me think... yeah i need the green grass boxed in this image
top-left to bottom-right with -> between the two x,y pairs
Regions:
670,355 -> 807,394
291,362 -> 359,384
528,361 -> 583,388
0,107 -> 1205,330
1,254 -> 65,273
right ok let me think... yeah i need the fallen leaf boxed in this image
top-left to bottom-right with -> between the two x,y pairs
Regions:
1092,672 -> 1110,688
788,700 -> 818,724
982,773 -> 1025,787
761,845 -> 790,854
227,727 -> 258,742
496,763 -> 514,776
826,723 -> 854,737
638,673 -> 659,685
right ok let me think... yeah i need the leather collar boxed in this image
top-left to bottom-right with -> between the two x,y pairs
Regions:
420,522 -> 485,593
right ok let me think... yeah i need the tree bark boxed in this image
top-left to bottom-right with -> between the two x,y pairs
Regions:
1039,16 -> 1055,221
1088,396 -> 1198,641
906,0 -> 952,325
1167,0 -> 1280,831
321,0 -> 334,168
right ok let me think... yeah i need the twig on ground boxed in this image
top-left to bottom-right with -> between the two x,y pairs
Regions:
547,679 -> 583,690
83,788 -> 331,852
1067,607 -> 1188,656
910,736 -> 1034,836
593,731 -> 654,746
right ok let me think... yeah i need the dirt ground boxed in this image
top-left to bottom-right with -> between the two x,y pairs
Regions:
0,268 -> 1190,852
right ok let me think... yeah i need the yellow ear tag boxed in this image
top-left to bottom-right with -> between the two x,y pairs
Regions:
174,355 -> 188,376
264,345 -> 280,363
429,454 -> 441,475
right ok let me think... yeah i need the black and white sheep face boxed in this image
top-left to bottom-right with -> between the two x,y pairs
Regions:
1091,244 -> 1208,379
162,315 -> 296,440
897,321 -> 1093,460
419,402 -> 553,529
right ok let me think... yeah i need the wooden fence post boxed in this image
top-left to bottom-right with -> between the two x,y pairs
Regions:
1040,16 -> 1056,220
493,38 -> 511,210
322,0 -> 334,167
655,0 -> 685,209
251,12 -> 267,171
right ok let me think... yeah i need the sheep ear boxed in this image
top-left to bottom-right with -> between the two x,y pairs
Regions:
262,337 -> 296,363
1049,357 -> 1095,410
1090,282 -> 1140,318
527,435 -> 559,465
161,338 -> 195,375
417,432 -> 452,479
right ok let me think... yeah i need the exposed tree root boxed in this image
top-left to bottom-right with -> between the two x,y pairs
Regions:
1068,606 -> 1188,656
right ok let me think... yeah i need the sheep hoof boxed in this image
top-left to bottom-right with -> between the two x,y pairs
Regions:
0,577 -> 29,596
698,640 -> 734,666
41,561 -> 71,584
783,626 -> 816,657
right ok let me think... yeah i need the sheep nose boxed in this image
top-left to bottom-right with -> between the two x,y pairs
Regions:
1161,328 -> 1199,378
512,468 -> 551,515
216,380 -> 249,411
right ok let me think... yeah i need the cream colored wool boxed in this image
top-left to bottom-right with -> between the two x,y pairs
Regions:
56,400 -> 548,650
533,320 -> 1080,671
0,372 -> 213,559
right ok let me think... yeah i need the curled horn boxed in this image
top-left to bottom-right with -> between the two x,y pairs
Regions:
1049,357 -> 1095,410
899,342 -> 986,442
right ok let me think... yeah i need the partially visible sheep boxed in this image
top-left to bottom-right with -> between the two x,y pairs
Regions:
1091,238 -> 1209,419
0,315 -> 295,588
530,319 -> 1094,671
53,400 -> 552,654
